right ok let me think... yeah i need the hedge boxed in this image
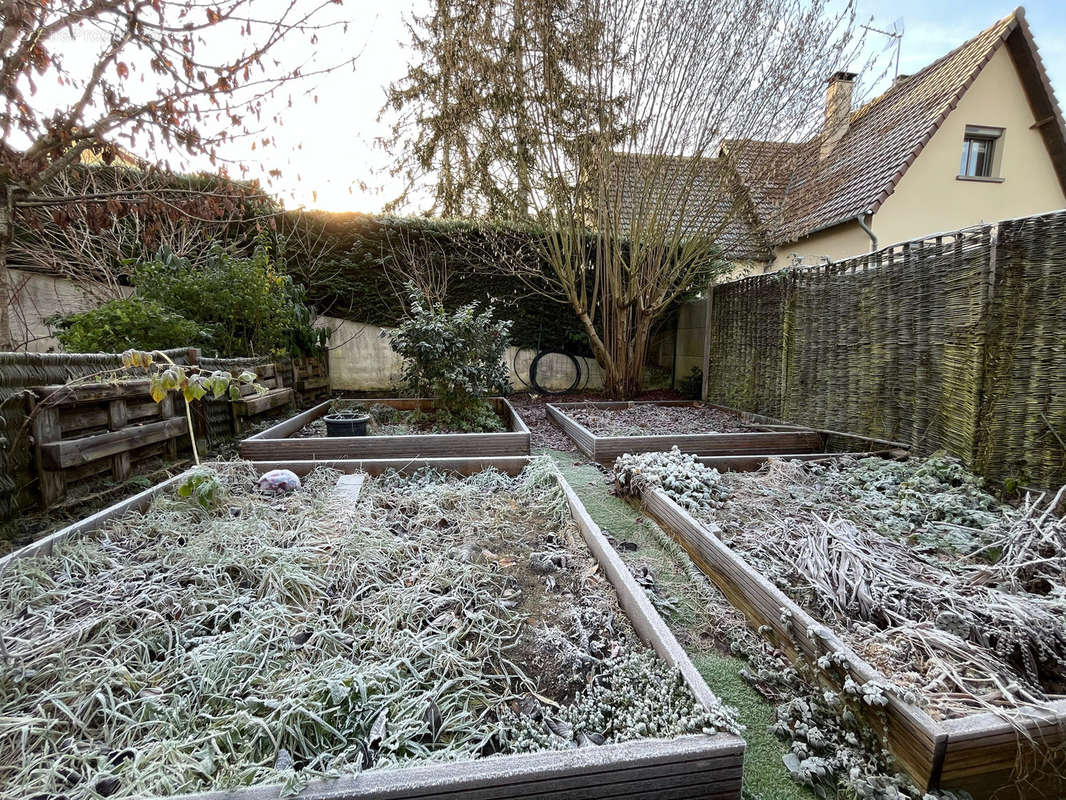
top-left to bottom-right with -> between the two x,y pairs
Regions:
275,212 -> 596,355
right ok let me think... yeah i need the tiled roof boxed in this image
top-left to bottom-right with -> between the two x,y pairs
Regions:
604,153 -> 773,262
721,138 -> 812,238
772,12 -> 1018,241
734,7 -> 1066,244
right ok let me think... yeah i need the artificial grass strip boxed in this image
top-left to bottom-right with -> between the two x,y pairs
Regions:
546,450 -> 811,800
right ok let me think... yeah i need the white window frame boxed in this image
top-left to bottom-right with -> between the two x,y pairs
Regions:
958,125 -> 1005,182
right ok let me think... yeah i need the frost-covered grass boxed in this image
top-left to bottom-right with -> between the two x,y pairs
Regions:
0,458 -> 727,799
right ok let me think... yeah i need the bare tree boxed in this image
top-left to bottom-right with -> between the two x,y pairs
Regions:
0,0 -> 356,348
513,0 -> 869,397
381,224 -> 457,308
9,165 -> 277,304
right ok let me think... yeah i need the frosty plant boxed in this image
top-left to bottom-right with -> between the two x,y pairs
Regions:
385,284 -> 512,431
614,447 -> 730,511
121,349 -> 264,465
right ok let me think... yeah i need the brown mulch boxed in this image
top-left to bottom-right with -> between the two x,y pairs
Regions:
566,403 -> 746,437
508,390 -> 687,451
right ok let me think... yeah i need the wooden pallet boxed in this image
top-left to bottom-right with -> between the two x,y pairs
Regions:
0,457 -> 746,800
29,381 -> 187,508
228,362 -> 294,433
635,475 -> 1066,800
291,355 -> 330,405
238,398 -> 531,460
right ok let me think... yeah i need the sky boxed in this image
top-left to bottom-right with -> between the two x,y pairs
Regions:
23,1 -> 1066,214
278,0 -> 1066,213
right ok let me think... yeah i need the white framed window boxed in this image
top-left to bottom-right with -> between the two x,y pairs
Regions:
959,125 -> 1004,180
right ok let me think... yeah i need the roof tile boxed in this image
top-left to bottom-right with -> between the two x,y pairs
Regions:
740,11 -> 1020,242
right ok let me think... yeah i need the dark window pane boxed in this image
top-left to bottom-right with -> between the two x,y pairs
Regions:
960,136 -> 995,177
973,138 -> 992,176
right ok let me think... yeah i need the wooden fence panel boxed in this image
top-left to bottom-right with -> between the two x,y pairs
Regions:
705,211 -> 1066,489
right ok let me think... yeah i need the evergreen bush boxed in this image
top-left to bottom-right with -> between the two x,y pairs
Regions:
386,285 -> 512,431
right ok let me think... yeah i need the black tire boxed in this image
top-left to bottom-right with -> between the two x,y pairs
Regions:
529,350 -> 582,395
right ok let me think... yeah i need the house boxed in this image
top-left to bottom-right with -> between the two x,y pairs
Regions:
604,152 -> 774,271
732,6 -> 1066,269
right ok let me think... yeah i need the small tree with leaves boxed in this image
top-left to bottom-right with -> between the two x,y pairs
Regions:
385,285 -> 512,431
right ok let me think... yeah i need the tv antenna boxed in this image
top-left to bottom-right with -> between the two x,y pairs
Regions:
862,18 -> 905,77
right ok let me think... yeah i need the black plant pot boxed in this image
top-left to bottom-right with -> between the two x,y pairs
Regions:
323,413 -> 370,437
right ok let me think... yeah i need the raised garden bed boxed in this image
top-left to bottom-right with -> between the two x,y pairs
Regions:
0,456 -> 744,800
546,401 -> 896,466
618,449 -> 1066,799
239,398 -> 531,461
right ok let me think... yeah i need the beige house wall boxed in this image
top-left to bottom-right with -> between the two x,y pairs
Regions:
717,258 -> 775,282
875,46 -> 1066,244
770,45 -> 1066,269
770,222 -> 873,269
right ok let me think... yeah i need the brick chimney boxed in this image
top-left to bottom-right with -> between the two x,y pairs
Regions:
821,71 -> 857,159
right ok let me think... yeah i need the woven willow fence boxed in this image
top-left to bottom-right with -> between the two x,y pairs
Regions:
707,209 -> 1066,489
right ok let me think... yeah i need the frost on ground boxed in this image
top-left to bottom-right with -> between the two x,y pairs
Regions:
616,447 -> 1066,799
617,449 -> 1066,717
0,458 -> 733,799
568,403 -> 747,436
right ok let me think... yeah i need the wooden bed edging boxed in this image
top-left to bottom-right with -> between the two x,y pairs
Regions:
239,398 -> 531,461
701,402 -> 913,452
695,451 -> 901,472
0,472 -> 189,571
1,458 -> 745,800
638,485 -> 1066,799
169,735 -> 743,800
545,401 -> 824,465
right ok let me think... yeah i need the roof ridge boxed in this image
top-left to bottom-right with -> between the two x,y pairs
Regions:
848,10 -> 1018,126
865,11 -> 1019,215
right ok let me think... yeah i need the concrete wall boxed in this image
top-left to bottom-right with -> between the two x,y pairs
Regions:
8,269 -> 125,352
673,297 -> 708,389
319,315 -> 605,393
8,273 -> 631,395
771,45 -> 1066,269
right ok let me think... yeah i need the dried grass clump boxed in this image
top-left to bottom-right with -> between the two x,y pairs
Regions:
0,458 -> 715,799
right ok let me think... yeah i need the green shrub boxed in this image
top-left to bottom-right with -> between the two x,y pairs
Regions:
386,286 -> 511,430
679,367 -> 703,400
132,243 -> 323,357
51,298 -> 207,354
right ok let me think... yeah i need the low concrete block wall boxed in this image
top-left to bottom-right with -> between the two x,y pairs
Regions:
318,316 -> 605,393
